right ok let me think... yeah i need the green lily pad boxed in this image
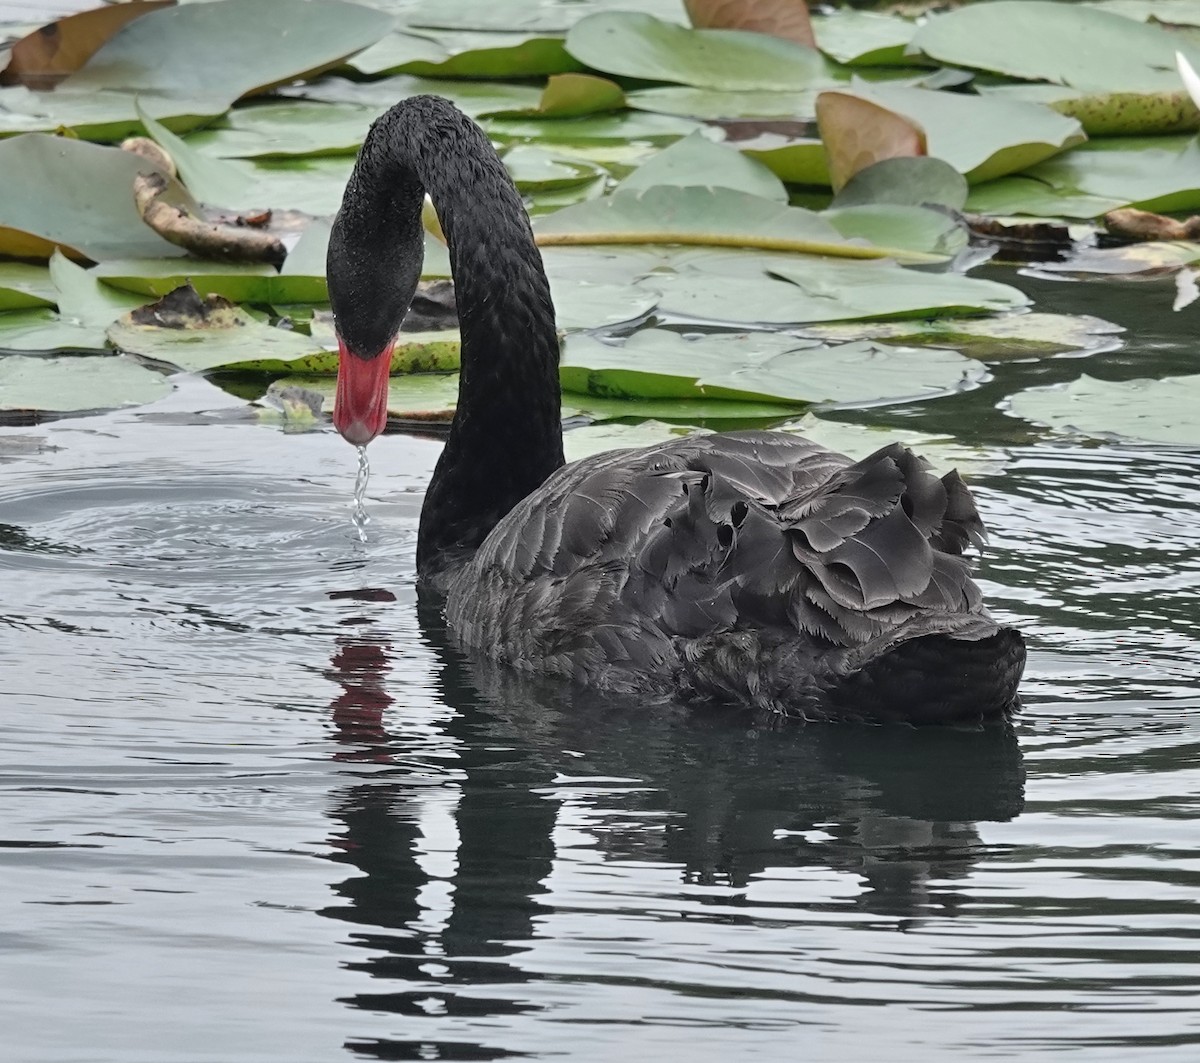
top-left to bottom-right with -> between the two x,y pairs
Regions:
504,145 -> 606,191
0,134 -> 190,260
823,205 -> 966,258
1088,0 -> 1200,25
184,101 -> 377,160
832,157 -> 969,210
95,260 -> 327,306
550,277 -> 660,331
826,84 -> 1086,185
107,307 -> 324,374
0,310 -> 112,354
626,86 -> 823,120
565,11 -> 833,90
911,1 -> 1200,94
980,82 -> 1200,136
740,136 -> 830,186
0,264 -> 55,312
484,110 -> 700,145
812,11 -> 918,67
560,329 -> 986,405
1008,373 -> 1200,445
801,311 -> 1124,361
534,186 -> 913,259
963,177 -> 1126,220
0,354 -> 171,412
353,30 -> 582,78
638,250 -> 1027,325
404,0 -> 688,33
616,131 -> 787,202
483,73 -> 626,119
136,100 -> 257,208
0,0 -> 394,139
282,75 -> 543,116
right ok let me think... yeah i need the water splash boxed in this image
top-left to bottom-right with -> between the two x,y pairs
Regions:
351,445 -> 370,542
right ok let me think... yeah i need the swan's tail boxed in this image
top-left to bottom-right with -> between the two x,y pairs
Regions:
677,620 -> 1024,724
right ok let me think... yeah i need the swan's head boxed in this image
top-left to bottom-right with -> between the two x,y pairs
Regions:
333,339 -> 394,446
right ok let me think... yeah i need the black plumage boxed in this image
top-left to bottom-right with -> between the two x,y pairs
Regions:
327,95 -> 1025,724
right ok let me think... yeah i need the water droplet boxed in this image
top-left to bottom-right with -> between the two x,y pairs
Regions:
351,445 -> 370,543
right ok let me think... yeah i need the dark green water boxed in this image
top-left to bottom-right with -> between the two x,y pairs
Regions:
1,272 -> 1198,1061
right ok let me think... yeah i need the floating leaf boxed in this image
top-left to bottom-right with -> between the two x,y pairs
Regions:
354,30 -> 582,79
812,10 -> 916,67
1032,242 -> 1200,276
801,311 -> 1124,361
684,0 -> 815,47
281,74 -> 543,116
740,136 -> 830,185
911,1 -> 1200,94
820,84 -> 1085,185
638,250 -> 1027,324
564,11 -> 831,90
832,157 -> 968,210
504,145 -> 605,191
561,329 -> 985,405
616,131 -> 787,202
95,260 -> 326,305
0,354 -> 170,412
550,278 -> 660,331
0,0 -> 394,139
483,73 -> 625,118
980,82 -> 1199,136
405,0 -> 689,33
626,86 -> 821,120
534,186 -> 929,260
0,0 -> 173,89
823,204 -> 966,258
1008,373 -> 1200,445
0,135 -> 190,259
135,100 -> 256,207
0,264 -> 55,312
184,100 -> 377,160
816,90 -> 926,191
484,110 -> 700,145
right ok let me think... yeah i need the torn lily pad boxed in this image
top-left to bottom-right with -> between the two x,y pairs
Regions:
1008,373 -> 1200,445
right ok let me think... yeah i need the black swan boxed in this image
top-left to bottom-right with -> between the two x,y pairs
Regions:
326,95 -> 1025,723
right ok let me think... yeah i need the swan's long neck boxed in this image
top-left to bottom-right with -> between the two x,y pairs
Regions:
327,96 -> 564,579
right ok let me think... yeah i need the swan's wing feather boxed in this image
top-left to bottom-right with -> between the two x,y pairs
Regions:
452,431 -> 994,668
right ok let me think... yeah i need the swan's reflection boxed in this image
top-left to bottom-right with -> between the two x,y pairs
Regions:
319,592 -> 1025,1059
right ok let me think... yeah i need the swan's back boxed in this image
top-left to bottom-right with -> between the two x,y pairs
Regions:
442,431 -> 1024,723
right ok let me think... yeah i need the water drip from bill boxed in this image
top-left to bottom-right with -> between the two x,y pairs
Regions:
351,444 -> 370,542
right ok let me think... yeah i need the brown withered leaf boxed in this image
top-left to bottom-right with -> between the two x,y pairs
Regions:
815,91 -> 926,192
684,0 -> 816,48
963,214 -> 1072,263
0,1 -> 175,89
1104,207 -> 1200,243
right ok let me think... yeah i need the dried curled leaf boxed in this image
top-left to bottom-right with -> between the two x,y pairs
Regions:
0,1 -> 175,89
684,0 -> 815,48
133,171 -> 285,264
816,91 -> 927,192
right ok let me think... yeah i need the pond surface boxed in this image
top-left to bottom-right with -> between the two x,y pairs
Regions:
2,272 -> 1199,1062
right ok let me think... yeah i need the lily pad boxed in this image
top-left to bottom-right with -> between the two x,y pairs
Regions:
820,84 -> 1086,185
0,264 -> 55,312
353,30 -> 582,78
564,11 -> 832,90
801,311 -> 1124,361
0,0 -> 394,139
626,86 -> 822,120
823,205 -> 966,258
563,420 -> 700,461
832,157 -> 969,210
640,250 -> 1027,325
812,11 -> 917,67
549,277 -> 660,331
0,134 -> 190,260
1008,373 -> 1200,445
484,110 -> 701,145
95,260 -> 327,306
482,73 -> 626,119
534,186 -> 912,259
0,354 -> 170,413
616,132 -> 787,202
560,329 -> 986,405
980,82 -> 1200,136
740,136 -> 830,186
911,1 -> 1200,94
503,145 -> 606,191
184,100 -> 377,160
